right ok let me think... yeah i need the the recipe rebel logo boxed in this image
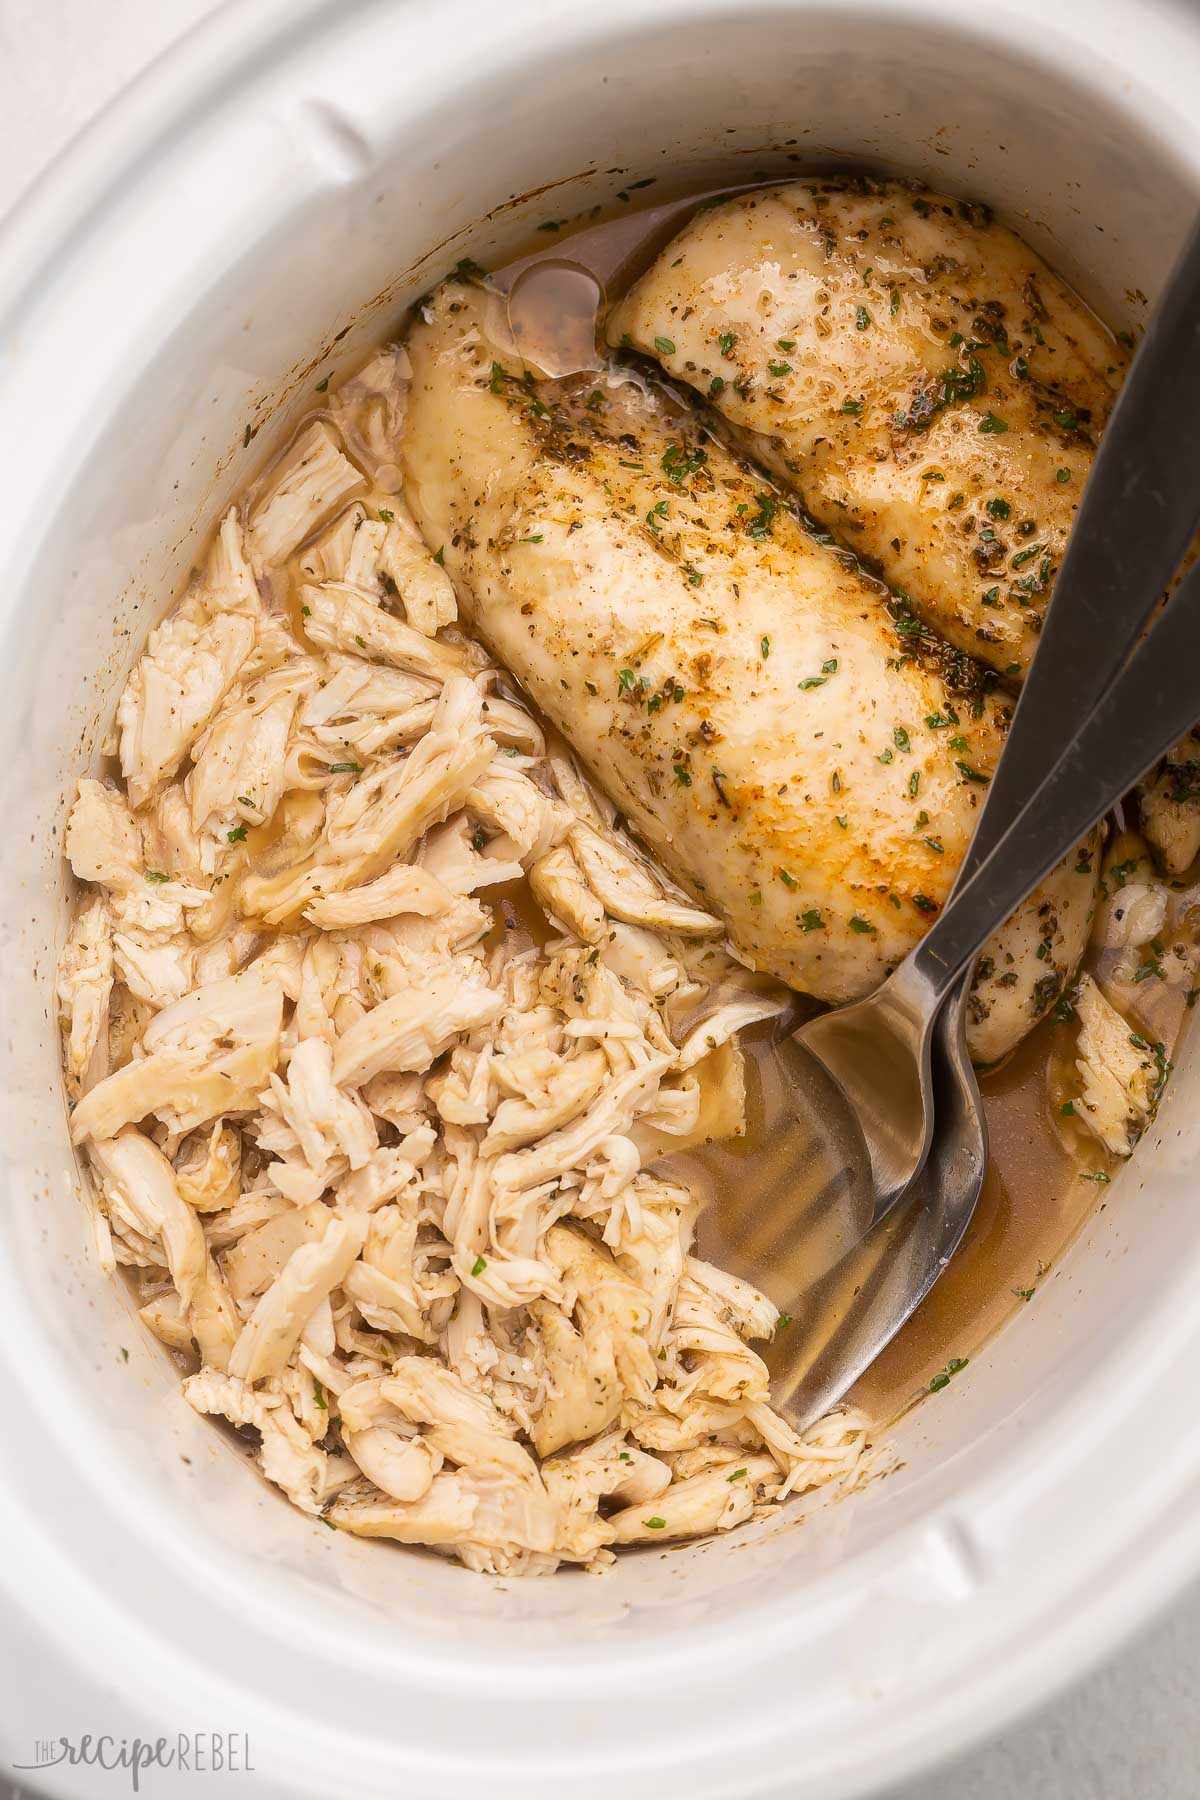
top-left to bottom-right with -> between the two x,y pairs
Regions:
11,1733 -> 255,1791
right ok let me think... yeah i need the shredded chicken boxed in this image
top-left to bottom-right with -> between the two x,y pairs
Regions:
1139,728 -> 1200,877
1071,970 -> 1164,1156
59,340 -> 868,1576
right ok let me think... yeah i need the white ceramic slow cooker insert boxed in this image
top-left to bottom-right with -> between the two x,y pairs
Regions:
3,2 -> 1200,1794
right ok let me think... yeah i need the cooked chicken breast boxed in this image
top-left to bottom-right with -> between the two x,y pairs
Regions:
607,176 -> 1126,682
401,282 -> 1094,1048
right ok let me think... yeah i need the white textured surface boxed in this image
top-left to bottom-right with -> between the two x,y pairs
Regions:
0,2 -> 1197,1795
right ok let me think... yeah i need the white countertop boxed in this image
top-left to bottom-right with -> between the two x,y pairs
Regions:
2,2 -> 1198,1794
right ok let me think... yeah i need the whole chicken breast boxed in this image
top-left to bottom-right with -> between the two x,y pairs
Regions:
607,176 -> 1127,682
402,283 -> 1094,1047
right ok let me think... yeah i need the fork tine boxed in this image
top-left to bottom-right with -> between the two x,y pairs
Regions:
733,1162 -> 852,1259
727,1162 -> 867,1281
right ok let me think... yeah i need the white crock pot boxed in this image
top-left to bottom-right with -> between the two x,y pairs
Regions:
3,2 -> 1200,1794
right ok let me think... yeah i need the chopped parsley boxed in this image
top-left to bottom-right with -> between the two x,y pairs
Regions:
718,331 -> 737,358
745,491 -> 778,540
760,635 -> 771,659
144,869 -> 170,884
726,1467 -> 748,1484
929,1357 -> 968,1393
768,361 -> 792,377
848,915 -> 874,934
895,353 -> 985,431
471,1255 -> 488,1277
377,508 -> 394,523
661,443 -> 707,484
801,909 -> 825,932
327,761 -> 362,774
654,336 -> 676,355
644,1517 -> 667,1530
979,412 -> 1009,434
855,306 -> 872,330
226,825 -> 248,844
986,497 -> 1011,519
672,762 -> 692,786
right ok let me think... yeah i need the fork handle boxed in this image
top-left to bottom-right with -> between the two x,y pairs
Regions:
908,554 -> 1200,1003
960,213 -> 1200,885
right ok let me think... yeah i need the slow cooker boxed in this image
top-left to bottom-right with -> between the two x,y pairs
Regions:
3,2 -> 1200,1793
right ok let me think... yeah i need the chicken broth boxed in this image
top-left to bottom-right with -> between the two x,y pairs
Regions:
56,170 -> 1193,1578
